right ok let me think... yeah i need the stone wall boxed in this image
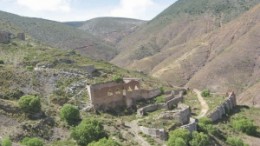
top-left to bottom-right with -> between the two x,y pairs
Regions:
137,93 -> 184,116
139,126 -> 167,140
17,33 -> 25,40
208,92 -> 237,122
181,118 -> 197,132
0,31 -> 11,43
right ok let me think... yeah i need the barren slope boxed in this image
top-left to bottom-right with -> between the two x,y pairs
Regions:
65,17 -> 145,44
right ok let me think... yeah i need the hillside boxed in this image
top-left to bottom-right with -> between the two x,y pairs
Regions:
0,11 -> 117,61
65,17 -> 145,44
111,0 -> 260,106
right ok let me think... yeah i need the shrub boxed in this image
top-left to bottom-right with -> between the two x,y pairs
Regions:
226,137 -> 248,146
88,138 -> 120,146
18,95 -> 41,113
201,89 -> 210,97
160,87 -> 165,94
71,118 -> 106,146
231,116 -> 257,135
198,117 -> 217,135
21,137 -> 44,146
167,128 -> 190,146
189,131 -> 210,146
1,137 -> 12,146
0,60 -> 4,64
26,66 -> 34,71
174,138 -> 186,146
113,75 -> 123,83
155,95 -> 165,103
60,104 -> 80,126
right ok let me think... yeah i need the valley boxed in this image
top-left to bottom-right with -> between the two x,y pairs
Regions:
0,0 -> 260,146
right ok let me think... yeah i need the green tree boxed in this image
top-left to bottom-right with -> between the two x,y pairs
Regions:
88,138 -> 120,146
198,117 -> 217,135
189,131 -> 210,146
60,104 -> 80,126
174,138 -> 186,146
167,128 -> 190,146
18,95 -> 41,113
71,118 -> 106,146
1,137 -> 12,146
21,137 -> 44,146
201,89 -> 210,97
231,116 -> 257,135
226,137 -> 248,146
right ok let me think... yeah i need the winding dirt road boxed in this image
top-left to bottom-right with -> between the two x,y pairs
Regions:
193,89 -> 209,118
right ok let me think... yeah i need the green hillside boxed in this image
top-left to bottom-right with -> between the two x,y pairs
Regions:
0,11 -> 117,61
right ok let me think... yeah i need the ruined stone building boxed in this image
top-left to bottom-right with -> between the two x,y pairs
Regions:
0,31 -> 12,43
87,79 -> 161,110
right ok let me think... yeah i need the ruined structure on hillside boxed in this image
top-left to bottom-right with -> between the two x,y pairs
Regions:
17,33 -> 25,41
208,92 -> 237,122
87,79 -> 161,110
0,31 -> 12,43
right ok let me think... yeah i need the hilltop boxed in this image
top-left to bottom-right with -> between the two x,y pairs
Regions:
0,11 -> 117,61
65,17 -> 145,45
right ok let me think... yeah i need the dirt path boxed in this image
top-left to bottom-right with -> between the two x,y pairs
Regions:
193,89 -> 209,118
125,120 -> 151,146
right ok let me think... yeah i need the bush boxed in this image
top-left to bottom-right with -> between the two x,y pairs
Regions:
0,60 -> 4,64
226,137 -> 248,146
26,66 -> 34,71
160,87 -> 165,94
88,138 -> 120,146
21,137 -> 44,146
201,89 -> 210,97
231,116 -> 257,135
71,118 -> 106,146
1,137 -> 12,146
18,95 -> 41,113
198,117 -> 217,135
189,131 -> 210,146
113,75 -> 123,83
167,128 -> 190,146
155,95 -> 165,103
174,138 -> 186,146
60,104 -> 80,126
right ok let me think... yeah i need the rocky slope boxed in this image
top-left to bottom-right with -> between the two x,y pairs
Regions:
65,17 -> 145,45
111,0 -> 260,106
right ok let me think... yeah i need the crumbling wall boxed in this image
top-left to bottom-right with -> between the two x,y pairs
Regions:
139,126 -> 167,140
0,31 -> 11,43
166,96 -> 183,110
17,33 -> 25,40
87,80 -> 160,110
137,104 -> 164,116
181,118 -> 197,132
208,92 -> 237,122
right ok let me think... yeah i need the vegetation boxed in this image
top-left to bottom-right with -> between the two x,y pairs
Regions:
155,95 -> 166,103
21,137 -> 44,146
18,95 -> 41,113
60,104 -> 80,126
201,89 -> 210,97
0,60 -> 4,64
231,116 -> 257,135
226,137 -> 248,146
71,118 -> 106,146
1,137 -> 12,146
88,138 -> 120,146
198,117 -> 217,135
189,131 -> 210,146
167,128 -> 190,146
